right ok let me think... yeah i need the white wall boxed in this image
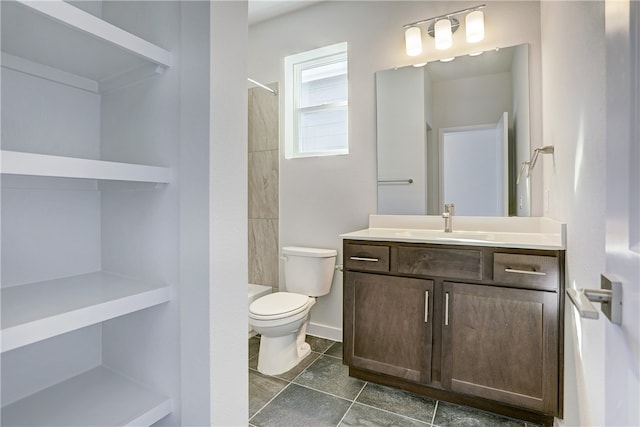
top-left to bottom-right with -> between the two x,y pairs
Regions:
179,1 -> 212,424
432,72 -> 512,129
0,42 -> 104,410
442,127 -> 503,216
208,1 -> 249,424
602,2 -> 640,425
512,44 -> 531,216
249,0 -> 542,338
99,2 -> 182,425
179,1 -> 249,425
540,1 -> 606,425
376,66 -> 426,215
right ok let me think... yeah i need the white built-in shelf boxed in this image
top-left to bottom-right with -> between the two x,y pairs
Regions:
1,0 -> 172,92
1,150 -> 171,183
1,271 -> 171,353
1,366 -> 172,426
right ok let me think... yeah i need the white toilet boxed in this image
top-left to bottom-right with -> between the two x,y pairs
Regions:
248,246 -> 337,375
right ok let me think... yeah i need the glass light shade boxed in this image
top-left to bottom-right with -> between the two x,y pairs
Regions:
466,10 -> 485,43
434,19 -> 452,50
405,26 -> 422,57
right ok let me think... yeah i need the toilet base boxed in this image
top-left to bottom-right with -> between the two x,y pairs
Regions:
257,320 -> 311,375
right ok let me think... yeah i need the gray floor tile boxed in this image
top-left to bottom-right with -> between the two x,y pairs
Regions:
248,369 -> 289,418
249,354 -> 259,370
433,401 -> 525,427
307,335 -> 336,353
356,382 -> 436,423
275,351 -> 321,381
294,355 -> 366,400
248,337 -> 533,427
249,348 -> 321,381
249,336 -> 260,359
249,354 -> 258,370
339,402 -> 431,427
250,383 -> 352,427
324,341 -> 344,359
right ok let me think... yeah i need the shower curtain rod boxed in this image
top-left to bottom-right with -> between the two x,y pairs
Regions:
247,78 -> 278,95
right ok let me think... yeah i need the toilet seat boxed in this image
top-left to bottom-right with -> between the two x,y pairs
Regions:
249,292 -> 311,321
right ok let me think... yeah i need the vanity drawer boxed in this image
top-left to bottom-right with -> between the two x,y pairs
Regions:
344,243 -> 390,272
493,253 -> 559,291
397,246 -> 483,280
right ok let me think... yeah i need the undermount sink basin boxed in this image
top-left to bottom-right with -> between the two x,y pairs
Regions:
393,229 -> 495,243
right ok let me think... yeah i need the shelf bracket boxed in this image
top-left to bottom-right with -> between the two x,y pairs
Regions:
99,63 -> 167,94
567,273 -> 622,324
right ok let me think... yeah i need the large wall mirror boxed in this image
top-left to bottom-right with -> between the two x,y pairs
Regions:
376,44 -> 531,217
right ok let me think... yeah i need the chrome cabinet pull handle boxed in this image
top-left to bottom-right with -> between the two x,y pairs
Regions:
349,256 -> 379,262
424,291 -> 429,323
504,268 -> 546,276
444,292 -> 450,326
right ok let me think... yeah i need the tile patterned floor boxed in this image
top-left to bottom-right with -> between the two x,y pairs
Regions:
249,335 -> 542,427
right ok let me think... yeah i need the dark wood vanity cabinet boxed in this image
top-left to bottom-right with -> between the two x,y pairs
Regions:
343,240 -> 565,426
441,282 -> 559,413
344,271 -> 434,383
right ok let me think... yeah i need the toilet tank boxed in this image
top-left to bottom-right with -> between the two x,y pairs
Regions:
282,246 -> 337,296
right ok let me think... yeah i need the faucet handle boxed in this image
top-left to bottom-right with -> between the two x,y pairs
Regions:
444,203 -> 455,215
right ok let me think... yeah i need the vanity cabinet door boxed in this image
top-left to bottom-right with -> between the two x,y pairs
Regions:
344,271 -> 433,383
440,282 -> 559,415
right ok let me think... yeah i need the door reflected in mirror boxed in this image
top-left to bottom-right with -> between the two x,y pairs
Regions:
376,44 -> 531,217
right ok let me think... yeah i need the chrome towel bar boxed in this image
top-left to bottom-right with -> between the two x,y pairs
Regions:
377,178 -> 414,185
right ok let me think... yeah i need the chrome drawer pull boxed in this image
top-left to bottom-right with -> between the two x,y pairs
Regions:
505,268 -> 547,276
350,256 -> 379,262
424,291 -> 429,323
444,292 -> 450,326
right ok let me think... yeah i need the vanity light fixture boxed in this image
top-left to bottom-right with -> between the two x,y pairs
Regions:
434,18 -> 453,50
402,4 -> 486,56
405,26 -> 422,56
465,10 -> 485,43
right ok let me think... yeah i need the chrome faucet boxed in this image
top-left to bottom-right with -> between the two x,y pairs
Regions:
442,203 -> 455,233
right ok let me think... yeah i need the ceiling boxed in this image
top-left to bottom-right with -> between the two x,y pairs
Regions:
248,0 -> 324,25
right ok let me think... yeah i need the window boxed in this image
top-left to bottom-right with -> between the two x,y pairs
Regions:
285,42 -> 348,158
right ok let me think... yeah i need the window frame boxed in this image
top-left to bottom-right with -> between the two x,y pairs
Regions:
284,42 -> 348,159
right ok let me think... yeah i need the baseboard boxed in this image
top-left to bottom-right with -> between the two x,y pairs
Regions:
307,322 -> 342,342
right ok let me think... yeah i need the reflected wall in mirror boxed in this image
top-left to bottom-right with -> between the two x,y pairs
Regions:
376,44 -> 531,217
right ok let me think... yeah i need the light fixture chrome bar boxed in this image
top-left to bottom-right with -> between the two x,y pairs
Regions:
403,4 -> 486,28
247,78 -> 278,95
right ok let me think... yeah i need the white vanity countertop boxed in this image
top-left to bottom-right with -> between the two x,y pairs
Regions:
340,215 -> 566,250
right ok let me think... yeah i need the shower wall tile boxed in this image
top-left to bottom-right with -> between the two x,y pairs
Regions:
248,84 -> 279,152
248,82 -> 279,287
249,218 -> 279,288
248,149 -> 279,220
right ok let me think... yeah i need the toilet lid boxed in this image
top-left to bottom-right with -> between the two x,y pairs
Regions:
249,292 -> 310,319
